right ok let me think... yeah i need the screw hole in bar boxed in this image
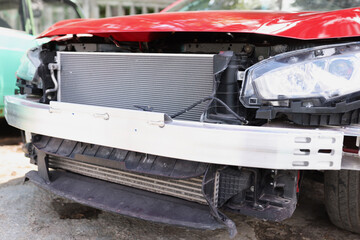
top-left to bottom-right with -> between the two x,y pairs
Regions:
295,137 -> 311,143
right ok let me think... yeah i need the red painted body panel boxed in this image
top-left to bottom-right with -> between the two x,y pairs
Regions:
39,8 -> 360,42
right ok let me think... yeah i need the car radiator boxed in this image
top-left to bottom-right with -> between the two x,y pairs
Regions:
57,52 -> 215,121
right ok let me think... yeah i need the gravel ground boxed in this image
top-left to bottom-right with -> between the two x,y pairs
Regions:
0,120 -> 360,240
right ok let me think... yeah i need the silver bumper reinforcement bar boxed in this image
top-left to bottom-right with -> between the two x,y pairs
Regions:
5,95 -> 360,170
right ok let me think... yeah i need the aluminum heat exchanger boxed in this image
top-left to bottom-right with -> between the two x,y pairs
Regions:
57,52 -> 215,121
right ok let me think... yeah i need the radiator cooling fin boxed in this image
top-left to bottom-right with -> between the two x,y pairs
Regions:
57,52 -> 215,121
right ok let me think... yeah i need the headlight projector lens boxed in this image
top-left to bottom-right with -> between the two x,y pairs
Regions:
240,42 -> 360,126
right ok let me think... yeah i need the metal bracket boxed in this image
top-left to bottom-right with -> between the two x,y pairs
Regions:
213,171 -> 220,207
36,149 -> 51,183
342,152 -> 360,170
203,165 -> 237,238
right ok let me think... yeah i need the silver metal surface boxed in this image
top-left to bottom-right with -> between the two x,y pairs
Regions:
267,121 -> 360,137
57,52 -> 215,121
48,156 -> 208,204
5,95 -> 345,170
327,125 -> 360,137
342,153 -> 360,170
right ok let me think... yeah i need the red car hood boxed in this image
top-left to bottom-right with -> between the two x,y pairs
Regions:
39,8 -> 360,42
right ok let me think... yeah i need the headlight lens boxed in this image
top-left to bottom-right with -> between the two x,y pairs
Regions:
240,42 -> 360,107
16,47 -> 41,82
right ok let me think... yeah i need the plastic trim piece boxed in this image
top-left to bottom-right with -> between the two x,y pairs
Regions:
5,95 -> 344,170
256,100 -> 360,126
25,170 -> 223,230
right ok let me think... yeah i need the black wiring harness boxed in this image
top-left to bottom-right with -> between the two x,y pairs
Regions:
170,96 -> 248,124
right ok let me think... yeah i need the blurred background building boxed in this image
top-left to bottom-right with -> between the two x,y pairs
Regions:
78,0 -> 177,18
0,0 -> 177,36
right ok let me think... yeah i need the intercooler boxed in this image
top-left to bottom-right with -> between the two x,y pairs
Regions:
57,52 -> 215,121
48,156 -> 208,205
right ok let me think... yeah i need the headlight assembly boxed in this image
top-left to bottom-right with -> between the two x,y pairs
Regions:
16,47 -> 41,82
240,42 -> 360,126
16,47 -> 43,95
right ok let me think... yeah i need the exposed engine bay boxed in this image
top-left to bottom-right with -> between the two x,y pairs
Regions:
17,32 -> 360,127
12,31 -> 360,236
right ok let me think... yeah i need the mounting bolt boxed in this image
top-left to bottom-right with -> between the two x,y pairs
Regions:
244,44 -> 253,53
270,182 -> 274,186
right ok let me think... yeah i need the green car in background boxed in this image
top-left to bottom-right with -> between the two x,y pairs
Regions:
0,0 -> 83,117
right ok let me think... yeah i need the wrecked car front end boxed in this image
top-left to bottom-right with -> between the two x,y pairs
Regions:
6,5 -> 360,237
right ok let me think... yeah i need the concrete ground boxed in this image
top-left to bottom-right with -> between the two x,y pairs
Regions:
0,119 -> 359,240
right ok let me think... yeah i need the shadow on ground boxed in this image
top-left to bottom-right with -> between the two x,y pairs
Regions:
52,198 -> 102,220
